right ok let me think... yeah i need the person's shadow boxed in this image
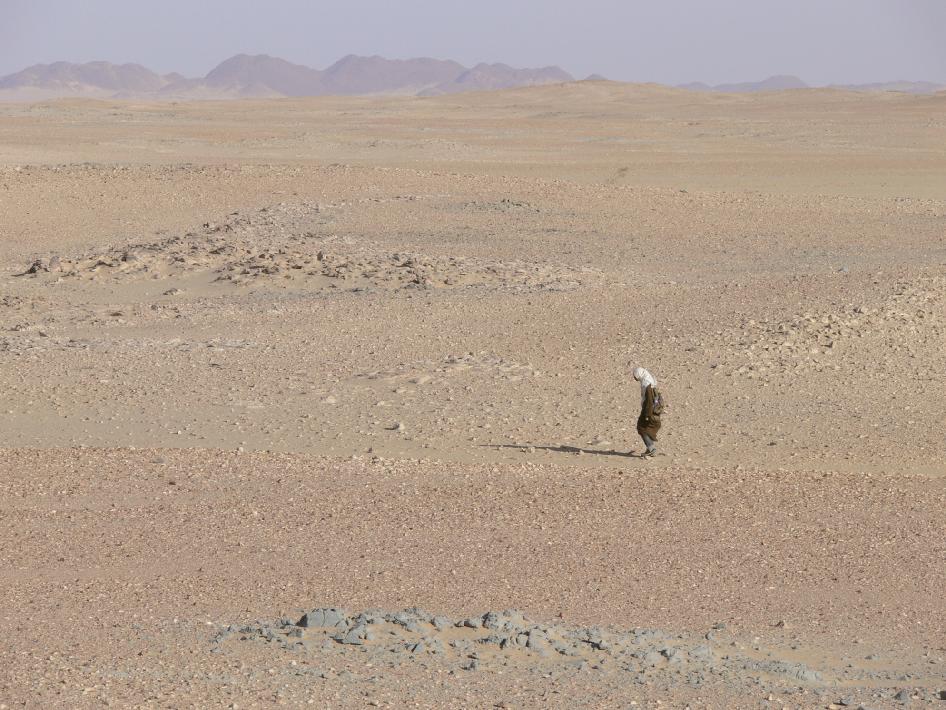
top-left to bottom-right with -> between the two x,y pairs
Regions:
482,444 -> 642,458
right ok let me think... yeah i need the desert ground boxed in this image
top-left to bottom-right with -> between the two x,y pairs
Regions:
1,84 -> 945,708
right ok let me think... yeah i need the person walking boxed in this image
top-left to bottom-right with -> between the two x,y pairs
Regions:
632,366 -> 663,457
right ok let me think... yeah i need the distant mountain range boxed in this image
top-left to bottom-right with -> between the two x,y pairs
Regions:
679,75 -> 810,93
678,74 -> 944,94
0,57 -> 942,101
827,80 -> 946,94
0,54 -> 575,100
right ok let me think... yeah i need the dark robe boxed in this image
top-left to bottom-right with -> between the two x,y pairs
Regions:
637,384 -> 662,440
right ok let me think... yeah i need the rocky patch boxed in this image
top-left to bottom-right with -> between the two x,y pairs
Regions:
213,607 -> 943,706
462,198 -> 543,213
357,352 -> 539,384
718,274 -> 945,381
15,203 -> 601,294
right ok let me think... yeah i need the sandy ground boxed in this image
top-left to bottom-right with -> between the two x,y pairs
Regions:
1,84 -> 945,708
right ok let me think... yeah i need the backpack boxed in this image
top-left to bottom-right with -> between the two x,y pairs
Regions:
652,387 -> 666,416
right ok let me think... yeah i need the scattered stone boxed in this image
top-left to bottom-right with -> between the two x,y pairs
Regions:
337,625 -> 370,645
643,651 -> 664,667
218,605 -> 917,700
297,608 -> 349,629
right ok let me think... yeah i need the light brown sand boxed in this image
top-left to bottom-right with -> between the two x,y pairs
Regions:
1,85 -> 944,708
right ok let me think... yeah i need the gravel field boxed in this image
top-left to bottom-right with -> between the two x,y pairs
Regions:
1,84 -> 945,708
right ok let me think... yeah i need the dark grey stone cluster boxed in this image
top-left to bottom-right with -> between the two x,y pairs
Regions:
209,607 -> 941,705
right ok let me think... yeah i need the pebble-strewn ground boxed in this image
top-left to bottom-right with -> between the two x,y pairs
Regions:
1,85 -> 945,708
3,450 -> 945,708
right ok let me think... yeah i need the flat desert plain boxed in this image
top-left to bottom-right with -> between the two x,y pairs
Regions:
1,84 -> 945,708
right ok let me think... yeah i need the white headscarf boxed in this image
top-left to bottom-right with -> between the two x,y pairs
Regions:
632,367 -> 657,405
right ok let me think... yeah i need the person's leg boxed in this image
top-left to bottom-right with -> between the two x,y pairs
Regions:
641,433 -> 656,455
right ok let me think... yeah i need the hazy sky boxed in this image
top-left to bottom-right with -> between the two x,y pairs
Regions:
2,0 -> 945,85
